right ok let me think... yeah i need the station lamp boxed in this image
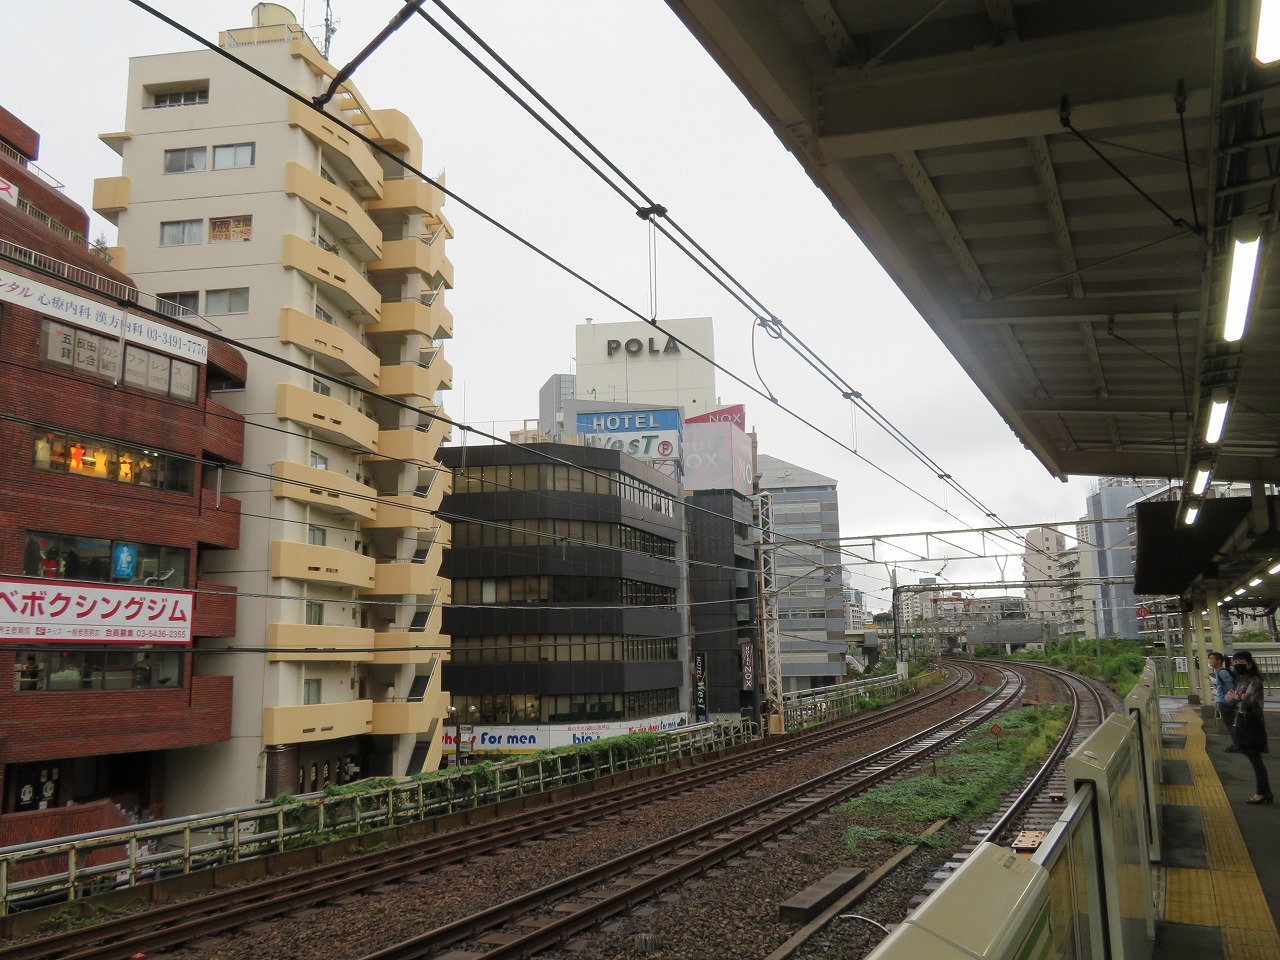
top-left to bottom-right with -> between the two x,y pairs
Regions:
1258,0 -> 1280,63
1204,389 -> 1230,445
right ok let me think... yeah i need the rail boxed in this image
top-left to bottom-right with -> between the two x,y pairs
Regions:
0,140 -> 65,190
780,668 -> 938,732
0,721 -> 746,915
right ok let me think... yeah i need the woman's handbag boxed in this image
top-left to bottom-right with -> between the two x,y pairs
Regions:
1234,701 -> 1269,753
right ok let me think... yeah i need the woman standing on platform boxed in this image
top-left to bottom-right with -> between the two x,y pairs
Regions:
1209,651 -> 1237,748
1227,651 -> 1272,804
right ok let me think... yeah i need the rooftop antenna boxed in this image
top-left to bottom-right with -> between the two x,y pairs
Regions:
323,0 -> 339,60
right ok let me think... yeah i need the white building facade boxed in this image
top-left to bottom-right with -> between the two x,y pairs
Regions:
94,9 -> 454,811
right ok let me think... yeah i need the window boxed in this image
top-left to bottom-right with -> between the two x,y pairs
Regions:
212,142 -> 255,170
314,303 -> 335,325
205,288 -> 249,315
152,88 -> 208,108
307,525 -> 326,546
312,378 -> 332,397
157,292 -> 198,318
39,321 -> 198,404
32,428 -> 194,493
320,167 -> 336,185
208,215 -> 252,242
27,531 -> 188,587
159,219 -> 202,246
303,678 -> 322,704
305,601 -> 324,625
163,147 -> 206,174
310,451 -> 329,470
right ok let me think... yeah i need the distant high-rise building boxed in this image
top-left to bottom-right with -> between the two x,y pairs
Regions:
1085,478 -> 1164,637
757,454 -> 844,690
1023,527 -> 1065,619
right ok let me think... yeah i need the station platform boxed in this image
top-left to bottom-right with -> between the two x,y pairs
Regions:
1156,698 -> 1280,959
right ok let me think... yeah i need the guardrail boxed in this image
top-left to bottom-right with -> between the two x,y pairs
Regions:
781,669 -> 940,732
0,721 -> 746,915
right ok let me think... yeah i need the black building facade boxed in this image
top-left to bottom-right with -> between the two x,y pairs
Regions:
687,490 -> 760,723
438,443 -> 687,726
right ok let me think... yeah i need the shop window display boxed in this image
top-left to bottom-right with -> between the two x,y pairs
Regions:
26,531 -> 188,587
31,429 -> 193,493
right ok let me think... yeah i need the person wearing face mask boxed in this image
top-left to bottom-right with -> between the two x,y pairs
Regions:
1226,651 -> 1272,804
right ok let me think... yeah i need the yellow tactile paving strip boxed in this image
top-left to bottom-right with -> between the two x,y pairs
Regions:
1160,706 -> 1280,960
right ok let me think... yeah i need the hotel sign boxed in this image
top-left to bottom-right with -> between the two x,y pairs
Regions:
0,576 -> 193,644
576,408 -> 682,461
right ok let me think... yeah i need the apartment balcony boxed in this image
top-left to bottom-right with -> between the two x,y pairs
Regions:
373,627 -> 440,665
366,297 -> 452,341
198,488 -> 242,549
281,233 -> 381,322
367,175 -> 445,222
263,698 -> 373,746
91,176 -> 130,226
368,422 -> 448,467
368,237 -> 454,289
267,623 -> 374,663
378,360 -> 451,402
203,399 -> 245,464
192,581 -> 237,638
284,161 -> 382,261
372,695 -> 438,736
361,557 -> 443,597
272,459 -> 377,520
270,540 -> 376,590
279,307 -> 380,389
276,382 -> 378,453
363,492 -> 439,531
287,99 -> 382,199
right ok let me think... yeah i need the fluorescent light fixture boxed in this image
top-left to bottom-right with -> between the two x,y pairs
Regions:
1224,238 -> 1261,341
1236,587 -> 1247,595
1191,465 -> 1212,496
1205,389 -> 1230,444
1183,503 -> 1200,525
1270,562 -> 1280,575
1259,1 -> 1280,62
1251,578 -> 1264,586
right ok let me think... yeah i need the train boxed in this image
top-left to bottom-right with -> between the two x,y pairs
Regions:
865,660 -> 1163,960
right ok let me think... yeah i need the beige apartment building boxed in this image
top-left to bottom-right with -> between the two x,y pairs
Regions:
93,6 -> 453,811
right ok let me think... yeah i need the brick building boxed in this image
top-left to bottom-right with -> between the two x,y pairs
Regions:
0,105 -> 246,831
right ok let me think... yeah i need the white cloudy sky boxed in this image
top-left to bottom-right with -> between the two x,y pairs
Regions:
3,0 -> 1102,609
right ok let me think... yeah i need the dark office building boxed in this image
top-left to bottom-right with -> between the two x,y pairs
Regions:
686,489 -> 759,722
437,443 -> 687,727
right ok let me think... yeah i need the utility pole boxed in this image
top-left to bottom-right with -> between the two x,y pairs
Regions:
755,493 -> 783,734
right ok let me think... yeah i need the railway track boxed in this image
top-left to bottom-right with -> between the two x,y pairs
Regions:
1,663 -> 986,960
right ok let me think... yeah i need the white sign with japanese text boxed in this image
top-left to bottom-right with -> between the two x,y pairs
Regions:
0,269 -> 208,364
0,576 -> 193,644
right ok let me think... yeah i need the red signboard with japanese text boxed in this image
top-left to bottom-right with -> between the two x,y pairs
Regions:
0,576 -> 193,644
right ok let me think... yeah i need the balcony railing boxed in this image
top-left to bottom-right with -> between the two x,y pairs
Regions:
0,139 -> 65,190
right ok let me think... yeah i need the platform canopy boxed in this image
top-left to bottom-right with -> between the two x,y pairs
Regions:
668,0 -> 1280,605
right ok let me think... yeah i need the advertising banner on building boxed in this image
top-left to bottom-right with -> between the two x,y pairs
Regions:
575,408 -> 682,461
0,174 -> 19,207
0,576 -> 193,644
683,421 -> 753,495
441,712 -> 690,757
0,268 -> 208,363
694,651 -> 708,722
687,403 -> 746,428
741,642 -> 755,691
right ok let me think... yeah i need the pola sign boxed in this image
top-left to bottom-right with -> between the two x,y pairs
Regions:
606,335 -> 681,357
575,408 -> 682,461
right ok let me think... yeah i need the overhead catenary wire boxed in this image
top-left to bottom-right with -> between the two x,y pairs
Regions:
115,0 -> 988,552
399,0 -> 1072,569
